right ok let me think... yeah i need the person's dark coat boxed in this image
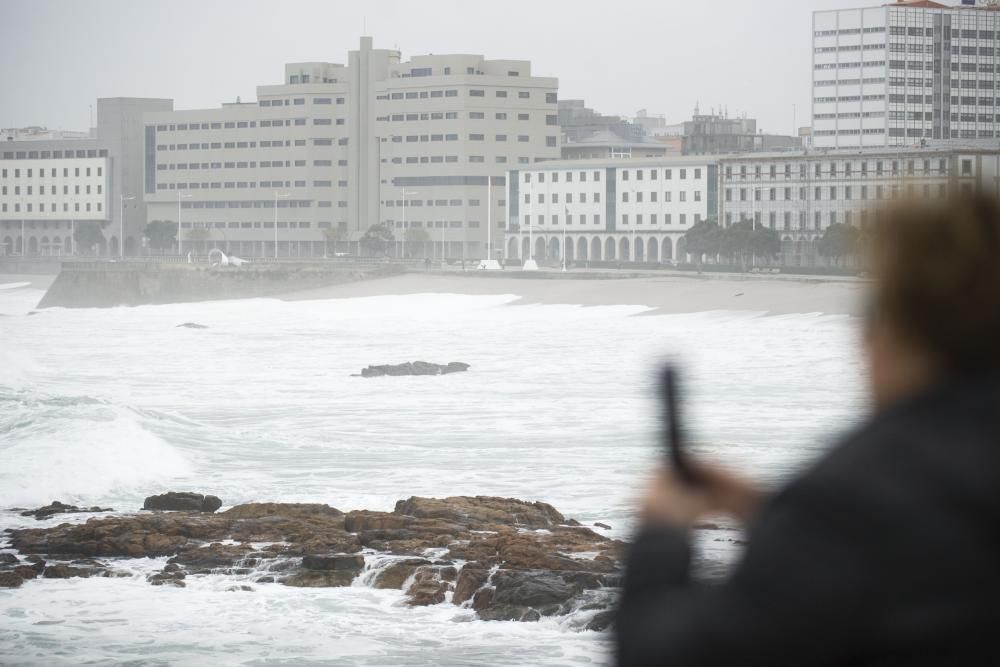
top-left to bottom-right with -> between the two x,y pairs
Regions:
617,378 -> 1000,666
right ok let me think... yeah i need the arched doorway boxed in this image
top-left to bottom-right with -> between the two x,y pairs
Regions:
648,238 -> 658,262
619,237 -> 630,261
64,236 -> 72,254
508,237 -> 519,259
534,237 -> 546,260
521,237 -> 530,259
635,238 -> 644,262
591,237 -> 602,261
565,236 -> 574,262
548,237 -> 560,260
28,237 -> 38,254
662,237 -> 673,261
577,237 -> 588,261
2,237 -> 11,256
15,237 -> 23,254
605,237 -> 615,260
676,237 -> 687,263
41,236 -> 50,256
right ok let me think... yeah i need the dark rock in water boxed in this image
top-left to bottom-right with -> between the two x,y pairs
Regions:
20,501 -> 115,521
586,610 -> 616,632
177,322 -> 208,329
0,571 -> 24,588
594,522 -> 612,530
148,568 -> 187,587
143,492 -> 222,513
371,558 -> 431,589
359,361 -> 470,378
301,554 -> 364,572
42,563 -> 98,579
0,553 -> 19,565
453,564 -> 490,605
283,570 -> 357,588
12,565 -> 38,581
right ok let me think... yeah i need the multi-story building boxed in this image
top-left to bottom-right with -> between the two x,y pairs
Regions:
813,0 -> 1000,149
143,37 -> 560,260
0,97 -> 172,256
682,109 -> 802,155
718,145 -> 1000,264
504,157 -> 719,264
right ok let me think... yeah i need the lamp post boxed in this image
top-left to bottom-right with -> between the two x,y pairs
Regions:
562,205 -> 568,272
120,194 -> 135,258
177,193 -> 192,255
274,192 -> 290,258
400,189 -> 416,259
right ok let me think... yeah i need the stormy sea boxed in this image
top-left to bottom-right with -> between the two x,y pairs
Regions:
0,282 -> 865,665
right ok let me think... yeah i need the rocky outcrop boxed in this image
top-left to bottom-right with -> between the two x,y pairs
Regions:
143,492 -> 223,513
19,501 -> 115,521
359,361 -> 470,378
176,322 -> 209,329
3,494 -> 623,626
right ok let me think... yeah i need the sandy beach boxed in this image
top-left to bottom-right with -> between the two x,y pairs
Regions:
284,271 -> 867,316
1,269 -> 866,316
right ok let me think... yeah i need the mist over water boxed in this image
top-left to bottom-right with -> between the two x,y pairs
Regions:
0,285 -> 866,665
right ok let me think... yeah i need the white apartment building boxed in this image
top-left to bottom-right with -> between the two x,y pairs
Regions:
0,152 -> 109,256
144,37 -> 559,259
718,145 -> 1000,264
505,158 -> 718,264
813,0 -> 1000,149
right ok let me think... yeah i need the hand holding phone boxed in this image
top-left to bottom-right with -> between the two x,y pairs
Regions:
661,365 -> 697,484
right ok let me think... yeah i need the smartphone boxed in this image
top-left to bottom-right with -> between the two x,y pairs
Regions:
661,365 -> 696,483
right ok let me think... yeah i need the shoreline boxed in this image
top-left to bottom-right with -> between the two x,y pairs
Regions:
1,269 -> 866,316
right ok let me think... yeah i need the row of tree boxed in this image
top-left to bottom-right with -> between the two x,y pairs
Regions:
681,218 -> 863,268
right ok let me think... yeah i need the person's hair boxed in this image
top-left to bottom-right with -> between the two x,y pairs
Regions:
869,191 -> 1000,374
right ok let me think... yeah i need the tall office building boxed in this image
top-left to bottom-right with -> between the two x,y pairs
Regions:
813,0 -> 1000,149
143,37 -> 560,259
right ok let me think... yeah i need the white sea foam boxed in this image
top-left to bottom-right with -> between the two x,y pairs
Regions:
0,287 -> 865,665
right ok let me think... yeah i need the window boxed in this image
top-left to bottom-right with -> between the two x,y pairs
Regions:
518,91 -> 530,99
545,136 -> 557,147
518,113 -> 529,121
470,89 -> 485,97
496,90 -> 508,98
546,93 -> 557,104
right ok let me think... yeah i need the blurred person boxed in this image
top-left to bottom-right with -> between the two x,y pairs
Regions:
617,193 -> 1000,666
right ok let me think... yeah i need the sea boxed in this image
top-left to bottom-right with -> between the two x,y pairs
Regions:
0,280 -> 867,666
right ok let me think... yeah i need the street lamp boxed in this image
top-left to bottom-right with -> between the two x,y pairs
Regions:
400,189 -> 417,259
274,192 -> 290,258
562,205 -> 568,272
177,193 -> 192,255
120,194 -> 135,258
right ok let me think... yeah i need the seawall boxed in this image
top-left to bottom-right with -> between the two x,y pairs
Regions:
37,261 -> 405,308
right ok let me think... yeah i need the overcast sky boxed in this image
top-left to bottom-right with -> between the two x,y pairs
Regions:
2,0 -> 871,134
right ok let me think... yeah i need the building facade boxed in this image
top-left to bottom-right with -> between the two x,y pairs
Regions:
0,97 -> 171,257
682,111 -> 802,155
718,145 -> 1000,264
504,157 -> 718,264
813,0 -> 1000,149
143,37 -> 560,260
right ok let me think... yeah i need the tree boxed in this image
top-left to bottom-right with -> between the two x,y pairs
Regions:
143,220 -> 178,252
322,225 -> 346,255
186,227 -> 210,252
817,222 -> 861,267
719,219 -> 780,271
682,219 -> 722,271
73,221 -> 106,255
404,227 -> 431,258
360,223 -> 395,256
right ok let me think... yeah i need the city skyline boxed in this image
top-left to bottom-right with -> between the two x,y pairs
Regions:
2,0 -> 872,135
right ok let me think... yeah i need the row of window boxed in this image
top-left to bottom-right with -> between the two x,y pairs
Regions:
522,167 -> 703,184
385,155 -> 533,165
180,221 -> 315,229
1,149 -> 107,160
813,26 -> 886,37
383,199 -> 506,207
1,201 -> 102,213
2,184 -> 102,196
260,97 -> 345,107
722,158 -> 952,179
815,43 -> 886,53
1,166 -> 103,179
376,89 -> 557,103
520,213 -> 698,227
380,111 -> 557,124
724,183 -> 947,203
0,220 -> 72,230
159,159 -> 348,170
814,60 -> 886,70
814,77 -> 886,87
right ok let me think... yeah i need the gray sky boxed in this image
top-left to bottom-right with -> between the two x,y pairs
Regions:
1,0 -> 870,134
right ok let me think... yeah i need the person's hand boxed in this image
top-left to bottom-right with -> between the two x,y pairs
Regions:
640,462 -> 763,528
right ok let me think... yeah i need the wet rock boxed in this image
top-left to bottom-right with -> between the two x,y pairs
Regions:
177,322 -> 208,329
223,503 -> 341,519
42,564 -> 97,579
255,576 -> 275,584
393,495 -> 565,530
143,492 -> 222,513
371,558 -> 431,589
20,501 -> 115,520
0,571 -> 24,588
452,565 -> 490,605
406,579 -> 450,606
148,568 -> 187,587
594,522 -> 612,531
13,565 -> 38,581
301,554 -> 364,572
227,585 -> 254,592
359,361 -> 470,378
282,570 -> 357,587
0,553 -> 19,565
169,543 -> 253,573
586,610 -> 616,632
